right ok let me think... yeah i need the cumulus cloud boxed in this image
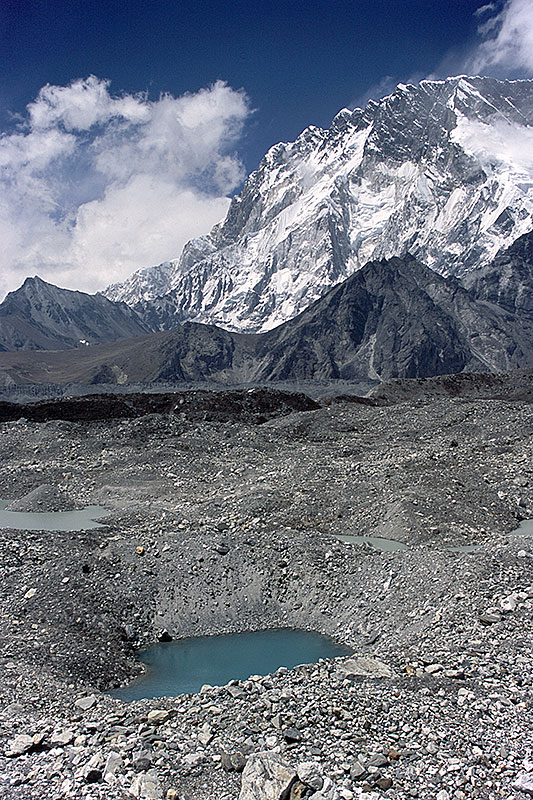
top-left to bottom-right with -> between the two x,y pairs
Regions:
466,0 -> 533,76
0,76 -> 250,299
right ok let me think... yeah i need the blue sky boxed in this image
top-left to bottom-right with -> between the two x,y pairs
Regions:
1,0 -> 532,297
0,0 -> 493,172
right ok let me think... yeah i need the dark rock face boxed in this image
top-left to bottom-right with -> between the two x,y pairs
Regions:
0,256 -> 532,387
255,255 -> 533,382
462,230 -> 533,317
0,276 -> 150,351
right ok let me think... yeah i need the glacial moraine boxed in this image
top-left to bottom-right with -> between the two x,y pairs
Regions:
0,389 -> 531,799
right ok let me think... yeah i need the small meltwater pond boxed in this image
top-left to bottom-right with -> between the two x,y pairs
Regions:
511,519 -> 533,537
111,629 -> 352,701
334,518 -> 533,553
0,504 -> 109,531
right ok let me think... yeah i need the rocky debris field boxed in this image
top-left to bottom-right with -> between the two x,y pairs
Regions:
0,387 -> 532,800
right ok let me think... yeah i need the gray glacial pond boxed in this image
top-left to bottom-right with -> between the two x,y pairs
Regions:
510,519 -> 533,537
334,534 -> 408,552
111,629 -> 352,701
0,504 -> 108,531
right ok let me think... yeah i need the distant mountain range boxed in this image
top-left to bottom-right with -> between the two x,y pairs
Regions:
1,246 -> 532,388
104,76 -> 533,333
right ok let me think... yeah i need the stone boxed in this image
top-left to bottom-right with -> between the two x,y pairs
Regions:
350,761 -> 366,780
297,761 -> 323,791
367,754 -> 389,768
311,776 -> 340,800
5,734 -> 34,757
130,770 -> 164,799
375,776 -> 393,790
198,730 -> 213,746
337,657 -> 393,678
500,593 -> 518,612
147,709 -> 170,724
221,750 -> 247,772
283,726 -> 303,743
239,752 -> 296,800
479,611 -> 501,625
513,773 -> 533,796
134,757 -> 152,772
74,694 -> 97,711
50,729 -> 74,746
84,768 -> 102,784
104,752 -> 123,776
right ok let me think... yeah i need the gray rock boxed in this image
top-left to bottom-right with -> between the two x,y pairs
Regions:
5,734 -> 34,757
297,761 -> 324,791
350,761 -> 366,780
221,750 -> 247,773
513,773 -> 533,796
130,770 -> 163,799
479,610 -> 501,625
338,657 -> 393,679
239,752 -> 296,800
74,694 -> 97,711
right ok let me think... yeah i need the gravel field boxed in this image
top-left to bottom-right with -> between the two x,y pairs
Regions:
0,388 -> 532,800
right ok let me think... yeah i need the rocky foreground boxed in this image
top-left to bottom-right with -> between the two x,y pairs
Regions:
0,387 -> 532,800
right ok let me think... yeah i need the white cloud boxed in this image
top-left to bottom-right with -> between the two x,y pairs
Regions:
0,77 -> 250,299
467,0 -> 533,75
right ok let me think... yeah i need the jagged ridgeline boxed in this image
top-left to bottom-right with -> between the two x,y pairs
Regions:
105,76 -> 533,333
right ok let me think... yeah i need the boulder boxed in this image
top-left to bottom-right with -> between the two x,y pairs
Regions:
239,752 -> 296,800
337,657 -> 393,679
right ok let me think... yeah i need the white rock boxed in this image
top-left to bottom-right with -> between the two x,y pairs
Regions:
5,734 -> 34,757
147,709 -> 170,724
74,694 -> 97,711
239,752 -> 296,800
514,772 -> 533,795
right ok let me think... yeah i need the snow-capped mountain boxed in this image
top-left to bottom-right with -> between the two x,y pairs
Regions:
104,76 -> 533,333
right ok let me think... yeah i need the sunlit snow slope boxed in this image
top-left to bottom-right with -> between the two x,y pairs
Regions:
105,77 -> 533,333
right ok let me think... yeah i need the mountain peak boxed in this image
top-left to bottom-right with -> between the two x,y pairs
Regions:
0,277 -> 150,351
105,75 -> 533,333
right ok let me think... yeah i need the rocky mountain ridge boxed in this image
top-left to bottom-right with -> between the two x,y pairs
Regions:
2,254 -> 532,388
0,276 -> 150,351
105,76 -> 533,333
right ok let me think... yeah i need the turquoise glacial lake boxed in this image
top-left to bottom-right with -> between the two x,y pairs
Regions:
111,628 -> 352,701
0,504 -> 108,531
